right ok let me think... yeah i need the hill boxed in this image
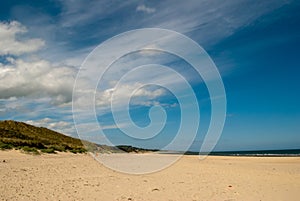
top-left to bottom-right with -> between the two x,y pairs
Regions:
0,120 -> 88,154
0,120 -> 157,154
116,145 -> 158,153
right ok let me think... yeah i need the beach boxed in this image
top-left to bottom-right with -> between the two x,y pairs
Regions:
0,150 -> 299,201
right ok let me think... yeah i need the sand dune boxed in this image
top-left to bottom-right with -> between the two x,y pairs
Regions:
0,150 -> 299,201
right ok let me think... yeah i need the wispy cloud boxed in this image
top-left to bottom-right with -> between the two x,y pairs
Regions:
136,5 -> 156,14
8,0 -> 291,66
57,0 -> 132,28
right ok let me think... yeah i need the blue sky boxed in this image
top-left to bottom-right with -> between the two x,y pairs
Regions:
0,0 -> 299,151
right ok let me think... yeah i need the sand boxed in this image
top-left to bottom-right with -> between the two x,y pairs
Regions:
0,150 -> 299,201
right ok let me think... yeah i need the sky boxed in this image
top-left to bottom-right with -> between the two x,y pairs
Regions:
0,0 -> 299,151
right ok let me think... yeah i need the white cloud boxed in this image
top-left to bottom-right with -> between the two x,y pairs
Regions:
0,57 -> 76,105
136,5 -> 156,14
25,118 -> 74,136
0,21 -> 45,56
0,1 -> 291,124
131,100 -> 178,108
100,122 -> 129,130
133,87 -> 165,99
95,83 -> 167,108
25,117 -> 52,126
133,100 -> 161,107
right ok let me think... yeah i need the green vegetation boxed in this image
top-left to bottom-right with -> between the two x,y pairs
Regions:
21,146 -> 40,154
116,145 -> 159,153
0,120 -> 87,154
0,141 -> 13,150
69,147 -> 86,154
0,120 -> 159,155
41,148 -> 56,154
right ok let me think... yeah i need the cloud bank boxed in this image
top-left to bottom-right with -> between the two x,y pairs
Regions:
0,21 -> 44,56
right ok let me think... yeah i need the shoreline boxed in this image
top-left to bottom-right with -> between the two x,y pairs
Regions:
3,148 -> 300,157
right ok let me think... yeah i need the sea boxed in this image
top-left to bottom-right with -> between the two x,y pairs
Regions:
184,149 -> 300,157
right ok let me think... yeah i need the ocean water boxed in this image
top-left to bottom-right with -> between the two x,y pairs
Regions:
184,149 -> 300,156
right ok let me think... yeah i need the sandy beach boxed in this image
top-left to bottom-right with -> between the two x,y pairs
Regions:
0,150 -> 299,201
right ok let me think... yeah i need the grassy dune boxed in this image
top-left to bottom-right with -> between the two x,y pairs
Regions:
0,120 -> 87,154
0,120 -> 155,154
